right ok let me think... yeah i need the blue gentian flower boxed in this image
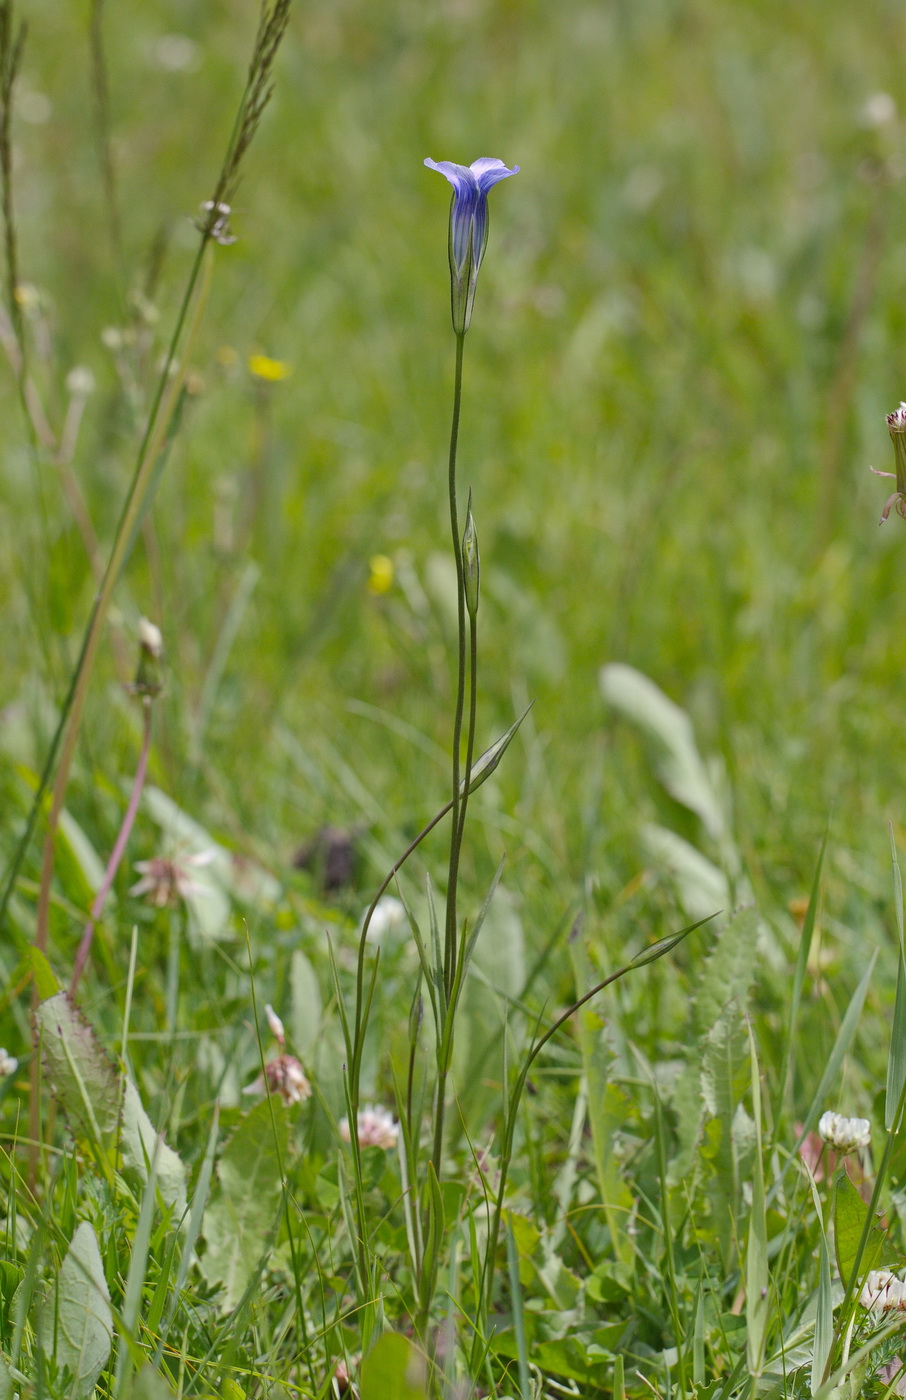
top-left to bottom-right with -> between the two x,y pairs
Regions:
424,157 -> 519,334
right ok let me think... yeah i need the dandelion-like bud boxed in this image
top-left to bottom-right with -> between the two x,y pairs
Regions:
264,1003 -> 285,1046
132,617 -> 164,699
861,1270 -> 906,1312
424,157 -> 519,334
0,1049 -> 18,1077
462,502 -> 480,618
818,1110 -> 871,1153
244,1054 -> 311,1107
339,1104 -> 399,1150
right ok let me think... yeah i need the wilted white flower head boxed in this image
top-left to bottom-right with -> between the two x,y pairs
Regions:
861,1270 -> 906,1312
264,1003 -> 285,1046
339,1103 -> 399,1150
0,1049 -> 18,1077
130,849 -> 214,907
244,1054 -> 311,1107
818,1110 -> 871,1153
137,617 -> 164,658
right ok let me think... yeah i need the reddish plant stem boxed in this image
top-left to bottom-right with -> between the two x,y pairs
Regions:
70,699 -> 152,994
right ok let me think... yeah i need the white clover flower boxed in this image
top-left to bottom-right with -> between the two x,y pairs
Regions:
861,1270 -> 906,1312
861,92 -> 897,129
818,1110 -> 871,1153
339,1104 -> 399,1150
264,1003 -> 285,1046
364,895 -> 406,943
243,1054 -> 311,1107
0,1049 -> 18,1077
65,366 -> 95,397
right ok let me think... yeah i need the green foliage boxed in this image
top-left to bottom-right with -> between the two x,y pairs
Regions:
199,1096 -> 288,1311
4,0 -> 906,1395
36,1223 -> 112,1398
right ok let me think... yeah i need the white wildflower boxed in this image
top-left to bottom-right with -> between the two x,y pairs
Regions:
860,93 -> 897,129
364,895 -> 406,943
818,1110 -> 871,1153
861,1270 -> 906,1312
339,1104 -> 399,1150
0,1049 -> 18,1077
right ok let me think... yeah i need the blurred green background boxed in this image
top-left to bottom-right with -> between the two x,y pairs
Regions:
4,0 -> 906,1014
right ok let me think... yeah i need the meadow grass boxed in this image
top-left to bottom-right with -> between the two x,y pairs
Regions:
3,0 -> 906,1395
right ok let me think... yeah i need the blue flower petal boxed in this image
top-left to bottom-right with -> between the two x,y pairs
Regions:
425,158 -> 480,273
470,157 -> 520,194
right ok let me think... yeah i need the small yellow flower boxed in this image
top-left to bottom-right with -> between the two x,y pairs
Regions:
368,554 -> 394,595
248,353 -> 291,382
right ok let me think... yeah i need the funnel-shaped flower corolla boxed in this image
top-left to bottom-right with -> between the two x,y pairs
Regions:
424,157 -> 519,334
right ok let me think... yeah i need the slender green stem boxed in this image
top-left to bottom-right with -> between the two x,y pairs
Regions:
430,610 -> 478,1191
443,330 -> 467,997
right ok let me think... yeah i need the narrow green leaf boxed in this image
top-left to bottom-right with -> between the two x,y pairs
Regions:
506,1215 -> 532,1400
811,1231 -> 833,1396
460,704 -> 533,797
794,953 -> 877,1158
745,1025 -> 768,1378
630,912 -> 717,970
782,833 -> 827,1101
886,954 -> 906,1131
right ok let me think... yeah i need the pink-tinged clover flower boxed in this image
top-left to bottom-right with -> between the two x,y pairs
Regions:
339,1103 -> 399,1150
244,1054 -> 311,1106
424,156 -> 519,334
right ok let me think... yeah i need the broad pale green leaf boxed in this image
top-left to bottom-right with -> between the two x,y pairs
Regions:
29,947 -> 60,1000
200,1096 -> 288,1310
35,993 -> 122,1166
120,1079 -> 187,1223
359,1333 -> 427,1400
141,786 -> 231,941
834,1171 -> 884,1287
36,993 -> 187,1216
642,824 -> 729,922
38,1222 -> 112,1397
290,949 -> 321,1056
600,663 -> 726,842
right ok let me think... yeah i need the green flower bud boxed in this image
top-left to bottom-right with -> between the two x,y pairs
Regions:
462,503 -> 480,618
